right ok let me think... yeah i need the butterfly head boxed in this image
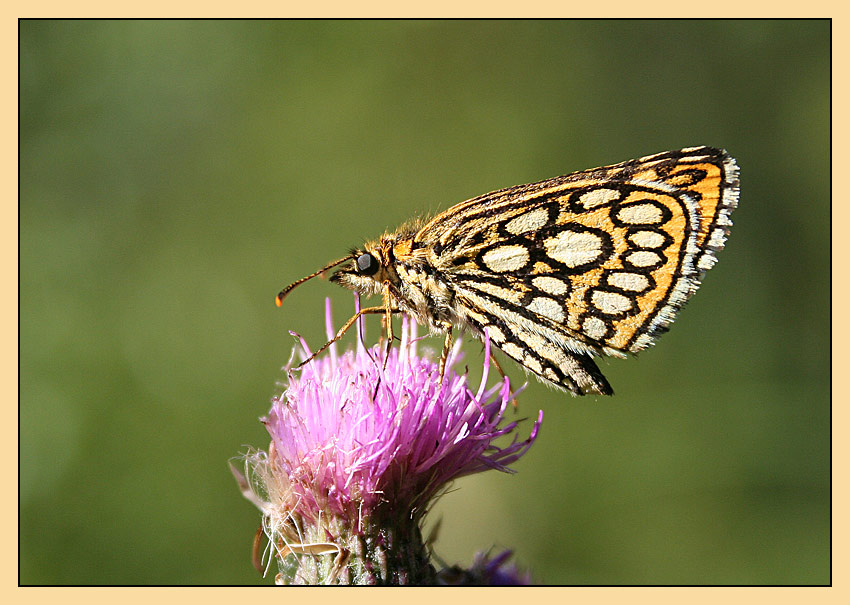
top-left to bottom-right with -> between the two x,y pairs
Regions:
329,246 -> 390,297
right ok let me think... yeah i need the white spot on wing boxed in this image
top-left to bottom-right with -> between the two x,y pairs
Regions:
629,230 -> 666,249
591,290 -> 633,314
616,203 -> 664,225
501,342 -> 524,360
465,280 -> 525,305
544,229 -> 604,267
516,330 -> 569,367
579,188 -> 620,209
527,297 -> 565,323
582,316 -> 607,340
524,356 -> 543,374
607,272 -> 650,292
626,250 -> 663,268
505,207 -> 549,235
481,245 -> 530,272
532,276 -> 569,296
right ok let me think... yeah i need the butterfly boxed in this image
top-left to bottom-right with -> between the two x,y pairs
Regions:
276,146 -> 739,395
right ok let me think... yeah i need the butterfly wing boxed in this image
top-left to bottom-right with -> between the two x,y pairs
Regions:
414,147 -> 739,394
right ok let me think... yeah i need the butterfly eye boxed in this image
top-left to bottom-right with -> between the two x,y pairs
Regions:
356,253 -> 379,276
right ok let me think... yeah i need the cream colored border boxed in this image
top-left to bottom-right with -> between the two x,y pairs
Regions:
8,6 -> 840,604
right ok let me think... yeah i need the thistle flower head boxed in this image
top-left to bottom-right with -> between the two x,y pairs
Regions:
437,549 -> 533,585
236,297 -> 542,584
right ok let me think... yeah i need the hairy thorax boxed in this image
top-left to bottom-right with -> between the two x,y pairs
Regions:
332,233 -> 471,335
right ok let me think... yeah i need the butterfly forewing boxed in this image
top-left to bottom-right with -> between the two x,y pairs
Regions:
411,146 -> 738,393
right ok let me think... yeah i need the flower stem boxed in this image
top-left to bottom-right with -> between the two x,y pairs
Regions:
280,513 -> 436,585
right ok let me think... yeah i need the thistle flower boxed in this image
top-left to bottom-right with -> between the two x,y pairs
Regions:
234,297 -> 542,585
437,549 -> 533,585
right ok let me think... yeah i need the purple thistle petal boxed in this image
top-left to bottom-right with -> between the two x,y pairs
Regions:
253,297 -> 542,531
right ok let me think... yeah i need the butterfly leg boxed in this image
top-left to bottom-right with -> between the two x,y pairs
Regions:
487,351 -> 519,409
438,322 -> 453,384
371,283 -> 404,400
381,281 -> 395,372
294,305 -> 390,369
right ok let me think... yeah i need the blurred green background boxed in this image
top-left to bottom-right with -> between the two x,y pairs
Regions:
20,20 -> 829,585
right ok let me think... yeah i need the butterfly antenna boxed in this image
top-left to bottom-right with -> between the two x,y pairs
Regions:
275,255 -> 354,307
